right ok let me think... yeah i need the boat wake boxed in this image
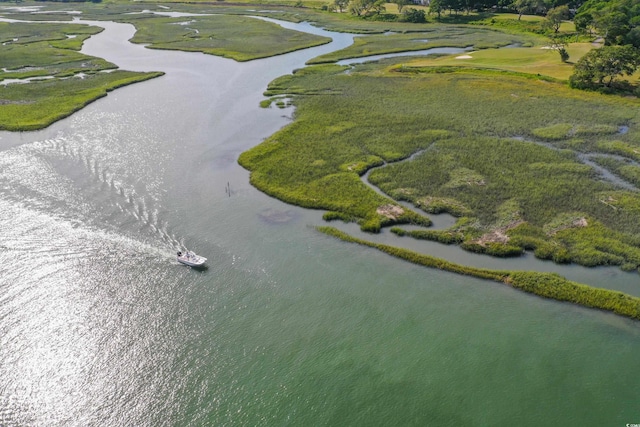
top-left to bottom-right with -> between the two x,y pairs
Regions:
0,123 -> 186,261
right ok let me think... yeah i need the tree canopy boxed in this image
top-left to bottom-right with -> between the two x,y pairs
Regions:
569,44 -> 640,89
575,0 -> 640,47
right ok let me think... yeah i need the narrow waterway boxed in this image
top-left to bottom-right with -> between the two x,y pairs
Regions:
0,12 -> 639,427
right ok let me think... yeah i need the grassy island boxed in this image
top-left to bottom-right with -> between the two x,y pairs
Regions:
0,5 -> 331,130
126,14 -> 332,62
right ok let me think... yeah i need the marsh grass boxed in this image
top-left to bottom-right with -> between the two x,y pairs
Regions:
591,156 -> 640,188
126,14 -> 331,61
307,26 -> 539,64
0,21 -> 162,131
0,71 -> 163,131
318,226 -> 640,321
0,22 -> 111,81
241,60 -> 640,270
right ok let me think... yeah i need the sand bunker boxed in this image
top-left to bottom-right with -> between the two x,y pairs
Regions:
455,55 -> 473,59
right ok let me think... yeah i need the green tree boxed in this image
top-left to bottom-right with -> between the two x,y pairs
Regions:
372,0 -> 386,14
402,7 -> 427,22
549,35 -> 569,61
334,0 -> 349,12
429,0 -> 444,18
575,0 -> 640,47
574,11 -> 595,34
349,0 -> 374,15
393,0 -> 409,13
543,5 -> 570,33
512,0 -> 543,20
594,9 -> 632,44
569,45 -> 640,89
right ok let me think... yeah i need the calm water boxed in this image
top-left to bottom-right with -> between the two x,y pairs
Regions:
1,16 -> 639,427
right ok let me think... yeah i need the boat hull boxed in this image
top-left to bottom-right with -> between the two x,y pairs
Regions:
177,251 -> 207,268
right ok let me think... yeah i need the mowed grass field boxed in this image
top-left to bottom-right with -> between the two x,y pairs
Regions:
401,43 -> 595,80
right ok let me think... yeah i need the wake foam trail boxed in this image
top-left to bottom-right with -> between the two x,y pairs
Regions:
0,133 -> 185,254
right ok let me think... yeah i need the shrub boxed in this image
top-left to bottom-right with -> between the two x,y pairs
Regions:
401,8 -> 426,23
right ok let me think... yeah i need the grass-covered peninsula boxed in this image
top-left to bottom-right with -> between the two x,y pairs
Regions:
0,5 -> 331,130
0,21 -> 162,131
318,226 -> 640,321
240,58 -> 640,275
126,14 -> 331,62
306,25 -> 540,64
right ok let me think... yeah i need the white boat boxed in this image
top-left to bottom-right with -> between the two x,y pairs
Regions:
177,250 -> 207,268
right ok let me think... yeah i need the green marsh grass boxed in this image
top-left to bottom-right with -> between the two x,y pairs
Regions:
0,21 -> 162,131
240,60 -> 640,271
0,71 -> 163,131
0,22 -> 111,81
307,26 -> 539,64
127,15 -> 331,61
318,226 -> 640,321
591,156 -> 640,188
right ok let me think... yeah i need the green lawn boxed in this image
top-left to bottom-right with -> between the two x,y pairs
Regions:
400,42 -> 595,80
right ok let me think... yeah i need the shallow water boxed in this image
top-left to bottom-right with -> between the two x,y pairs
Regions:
0,14 -> 639,427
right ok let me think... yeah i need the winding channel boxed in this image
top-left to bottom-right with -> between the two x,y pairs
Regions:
1,9 -> 639,427
2,11 -> 639,296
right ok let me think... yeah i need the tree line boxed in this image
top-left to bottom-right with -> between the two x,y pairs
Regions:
570,0 -> 640,92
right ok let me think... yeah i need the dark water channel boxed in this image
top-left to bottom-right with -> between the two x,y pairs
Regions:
0,11 -> 639,427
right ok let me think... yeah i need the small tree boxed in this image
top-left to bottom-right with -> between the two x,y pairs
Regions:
349,0 -> 373,16
549,36 -> 569,62
511,0 -> 540,21
543,5 -> 570,33
429,0 -> 444,18
393,0 -> 409,13
334,0 -> 349,12
569,45 -> 640,90
372,0 -> 386,14
574,11 -> 594,35
402,8 -> 427,22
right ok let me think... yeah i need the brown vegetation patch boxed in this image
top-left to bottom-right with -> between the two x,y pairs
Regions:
474,220 -> 525,246
376,204 -> 404,220
547,217 -> 588,235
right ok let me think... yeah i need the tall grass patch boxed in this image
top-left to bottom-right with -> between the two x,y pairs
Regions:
0,71 -> 163,131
